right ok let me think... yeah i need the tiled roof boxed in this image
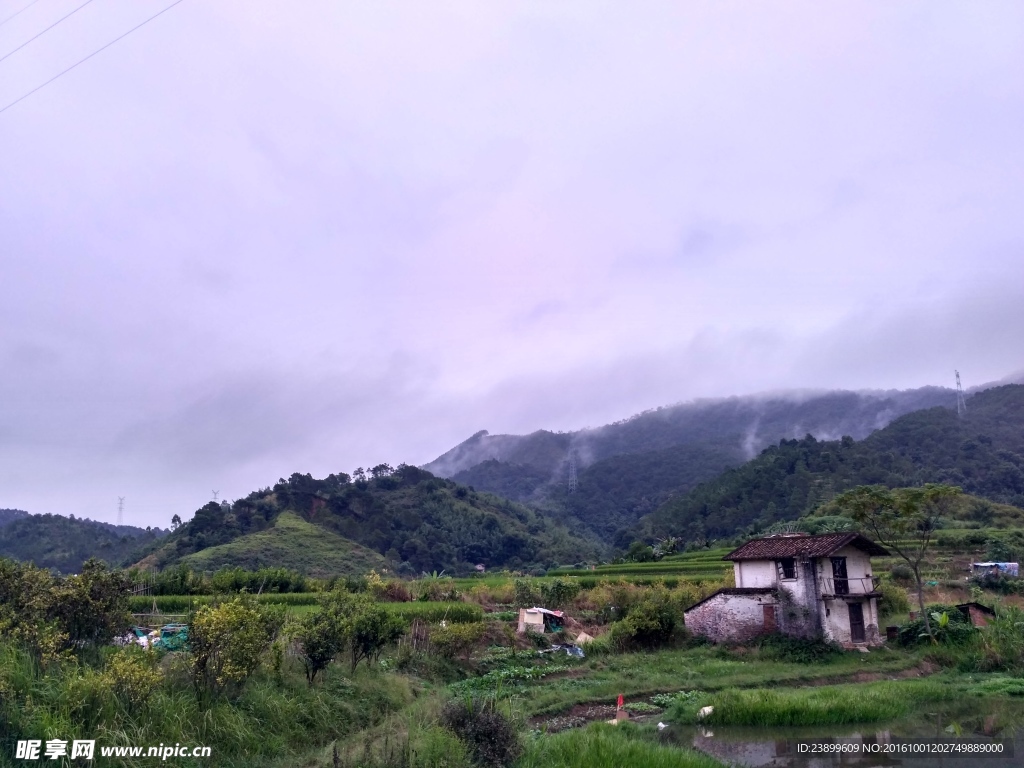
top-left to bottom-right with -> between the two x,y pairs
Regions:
723,532 -> 889,561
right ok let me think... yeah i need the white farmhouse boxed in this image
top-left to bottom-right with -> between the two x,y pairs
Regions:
683,532 -> 889,647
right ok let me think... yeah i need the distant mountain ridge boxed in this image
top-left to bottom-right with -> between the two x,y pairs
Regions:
638,384 -> 1024,543
0,513 -> 167,574
426,386 -> 957,479
425,385 -> 960,542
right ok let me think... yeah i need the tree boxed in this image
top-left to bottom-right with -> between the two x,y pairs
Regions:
346,595 -> 404,672
171,514 -> 182,531
188,597 -> 281,699
294,607 -> 346,685
836,483 -> 961,640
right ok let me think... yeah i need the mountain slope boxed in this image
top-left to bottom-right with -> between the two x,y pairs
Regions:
139,464 -> 603,575
640,384 -> 1024,542
0,513 -> 166,574
436,386 -> 959,543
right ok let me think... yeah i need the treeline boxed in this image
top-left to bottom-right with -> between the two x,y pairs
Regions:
641,385 -> 1024,542
139,564 -> 311,595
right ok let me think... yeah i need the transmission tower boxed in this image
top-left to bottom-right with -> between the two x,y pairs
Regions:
955,371 -> 967,417
117,497 -> 125,526
212,490 -> 219,502
567,453 -> 578,494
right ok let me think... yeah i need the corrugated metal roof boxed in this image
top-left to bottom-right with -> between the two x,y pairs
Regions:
723,532 -> 888,561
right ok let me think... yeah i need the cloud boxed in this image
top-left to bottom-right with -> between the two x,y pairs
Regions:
0,1 -> 1021,525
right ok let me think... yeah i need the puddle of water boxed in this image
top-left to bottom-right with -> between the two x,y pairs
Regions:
661,700 -> 1024,767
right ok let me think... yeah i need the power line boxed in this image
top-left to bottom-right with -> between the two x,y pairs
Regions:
0,0 -> 185,116
0,0 -> 94,65
0,0 -> 43,30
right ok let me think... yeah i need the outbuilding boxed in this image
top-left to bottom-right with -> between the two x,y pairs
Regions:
684,532 -> 889,648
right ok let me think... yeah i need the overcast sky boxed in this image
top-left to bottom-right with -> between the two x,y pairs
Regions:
2,1 -> 1022,527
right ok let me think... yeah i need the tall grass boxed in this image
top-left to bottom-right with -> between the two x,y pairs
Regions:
672,680 -> 955,727
0,640 -> 413,767
518,724 -> 723,768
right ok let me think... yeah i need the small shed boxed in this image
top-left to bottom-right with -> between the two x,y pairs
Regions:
972,562 -> 1019,577
517,607 -> 564,633
956,602 -> 996,627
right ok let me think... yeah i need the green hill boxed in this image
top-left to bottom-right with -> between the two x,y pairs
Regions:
640,384 -> 1024,542
138,464 -> 602,576
175,512 -> 387,577
0,513 -> 166,574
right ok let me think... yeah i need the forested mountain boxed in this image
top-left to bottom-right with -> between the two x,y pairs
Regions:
430,386 -> 957,479
438,386 -> 959,544
136,464 -> 602,576
0,514 -> 167,574
0,509 -> 29,527
639,384 -> 1024,542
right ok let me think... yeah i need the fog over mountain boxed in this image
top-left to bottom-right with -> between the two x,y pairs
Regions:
424,385 -> 959,481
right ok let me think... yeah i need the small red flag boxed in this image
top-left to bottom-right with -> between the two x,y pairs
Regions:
617,694 -> 624,709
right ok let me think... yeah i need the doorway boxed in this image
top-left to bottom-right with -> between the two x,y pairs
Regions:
849,602 -> 865,643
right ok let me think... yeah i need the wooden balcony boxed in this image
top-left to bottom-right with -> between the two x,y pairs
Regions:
818,576 -> 881,597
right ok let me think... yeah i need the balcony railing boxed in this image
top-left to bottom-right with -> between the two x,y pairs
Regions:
818,576 -> 881,596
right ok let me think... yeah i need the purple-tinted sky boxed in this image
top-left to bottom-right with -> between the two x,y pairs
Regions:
2,1 -> 1022,527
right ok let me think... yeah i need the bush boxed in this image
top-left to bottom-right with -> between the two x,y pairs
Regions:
431,622 -> 487,659
539,579 -> 580,609
608,590 -> 682,650
889,564 -> 914,584
440,697 -> 521,768
755,634 -> 843,664
878,581 -> 911,617
188,596 -> 280,698
896,605 -> 975,647
103,647 -> 163,709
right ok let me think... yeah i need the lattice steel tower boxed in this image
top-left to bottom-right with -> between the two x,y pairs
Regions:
955,370 -> 967,417
567,453 -> 578,494
117,497 -> 125,526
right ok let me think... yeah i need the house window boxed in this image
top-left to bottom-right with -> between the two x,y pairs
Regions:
778,558 -> 796,580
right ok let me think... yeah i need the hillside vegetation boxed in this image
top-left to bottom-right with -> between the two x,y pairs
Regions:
138,464 -> 602,576
175,512 -> 388,577
0,513 -> 166,574
640,385 -> 1024,542
440,386 -> 959,544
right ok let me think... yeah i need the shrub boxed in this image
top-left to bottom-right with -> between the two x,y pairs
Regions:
440,697 -> 521,768
347,597 -> 406,672
878,581 -> 911,617
431,622 -> 487,659
539,579 -> 580,609
608,590 -> 682,650
896,605 -> 974,647
755,634 -> 843,663
103,647 -> 163,709
293,604 -> 346,685
889,564 -> 914,584
513,579 -> 539,608
188,597 -> 279,698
